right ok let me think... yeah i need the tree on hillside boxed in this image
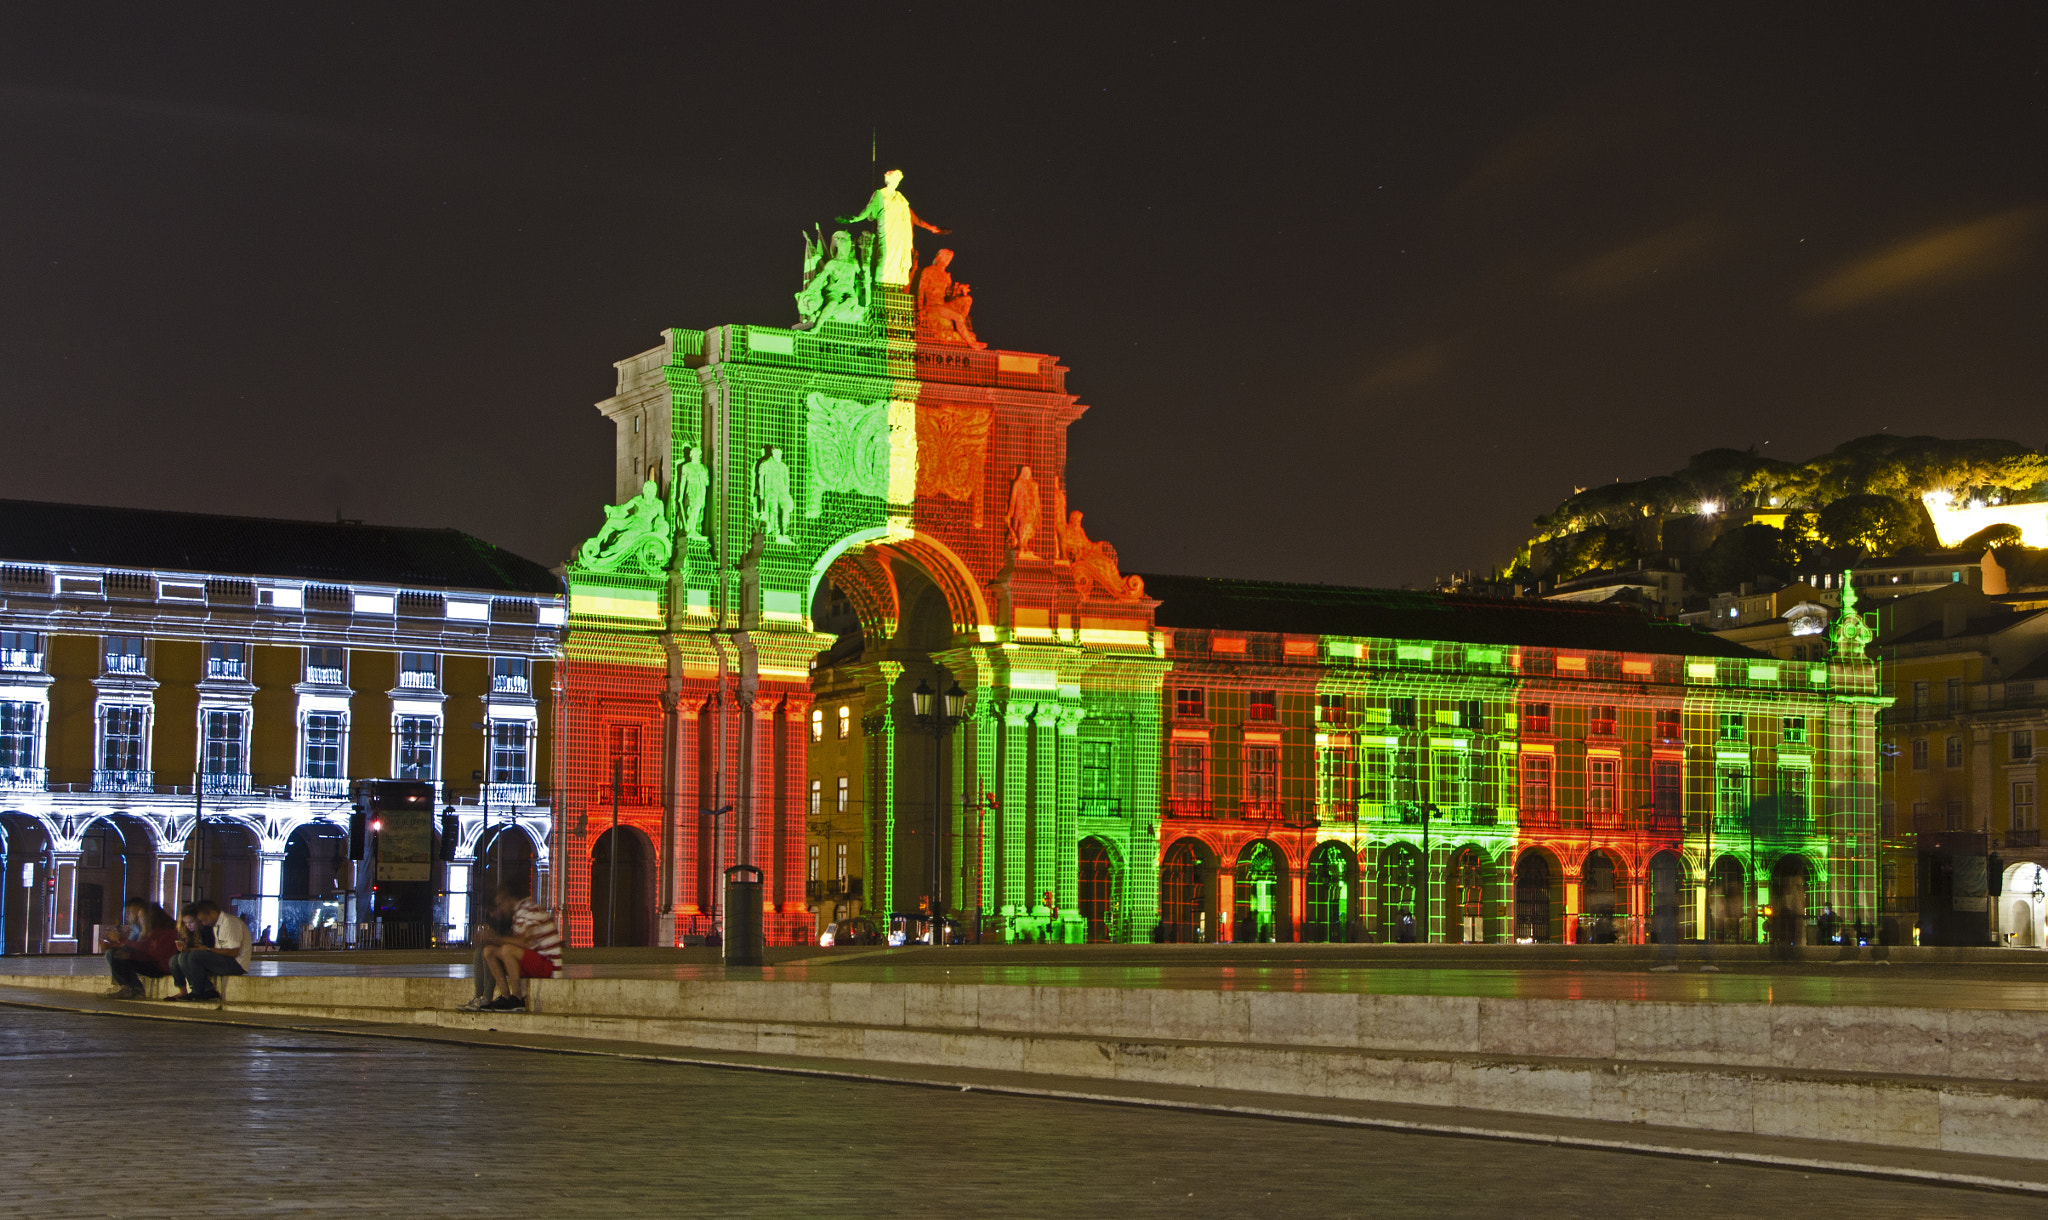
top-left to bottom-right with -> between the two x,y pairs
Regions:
1816,494 -> 1927,554
1696,524 -> 1797,596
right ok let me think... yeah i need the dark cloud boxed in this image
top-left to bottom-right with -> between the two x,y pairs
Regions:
1800,208 -> 2045,312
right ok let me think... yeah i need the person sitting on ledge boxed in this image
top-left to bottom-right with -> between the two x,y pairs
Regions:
164,899 -> 251,1003
458,888 -> 519,1012
476,879 -> 561,1012
102,898 -> 178,1000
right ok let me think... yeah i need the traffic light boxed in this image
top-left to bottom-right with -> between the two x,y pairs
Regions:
440,811 -> 459,861
349,806 -> 367,860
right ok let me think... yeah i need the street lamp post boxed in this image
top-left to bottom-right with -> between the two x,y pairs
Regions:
1415,802 -> 1440,943
911,679 -> 965,945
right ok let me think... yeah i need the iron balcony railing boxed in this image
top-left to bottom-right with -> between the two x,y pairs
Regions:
290,775 -> 351,799
93,769 -> 155,793
491,675 -> 531,694
0,765 -> 46,790
199,771 -> 252,797
1164,797 -> 1211,819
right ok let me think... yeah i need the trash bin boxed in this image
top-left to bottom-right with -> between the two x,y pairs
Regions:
723,864 -> 764,966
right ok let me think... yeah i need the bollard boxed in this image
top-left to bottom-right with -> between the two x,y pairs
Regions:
723,864 -> 764,966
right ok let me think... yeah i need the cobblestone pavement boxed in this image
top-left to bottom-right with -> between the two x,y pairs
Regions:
1,1008 -> 2040,1219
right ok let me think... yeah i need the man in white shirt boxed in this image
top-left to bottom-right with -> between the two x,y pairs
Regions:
165,900 -> 251,1003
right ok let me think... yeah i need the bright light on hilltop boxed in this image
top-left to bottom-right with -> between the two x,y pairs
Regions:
1698,500 -> 1720,516
1921,491 -> 2048,547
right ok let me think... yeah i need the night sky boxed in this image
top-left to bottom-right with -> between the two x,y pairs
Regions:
5,4 -> 2047,590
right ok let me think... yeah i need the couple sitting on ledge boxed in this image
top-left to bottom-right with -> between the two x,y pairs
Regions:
103,898 -> 252,1002
460,878 -> 562,1012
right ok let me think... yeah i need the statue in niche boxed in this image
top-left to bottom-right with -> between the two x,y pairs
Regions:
916,249 -> 984,348
836,168 -> 948,287
755,445 -> 795,544
1007,465 -> 1041,558
794,227 -> 868,330
670,445 -> 710,542
1059,510 -> 1146,601
577,479 -> 673,574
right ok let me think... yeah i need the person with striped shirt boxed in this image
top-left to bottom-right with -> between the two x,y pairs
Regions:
477,878 -> 561,1012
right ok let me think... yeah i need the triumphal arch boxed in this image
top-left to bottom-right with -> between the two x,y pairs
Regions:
556,170 -> 1164,946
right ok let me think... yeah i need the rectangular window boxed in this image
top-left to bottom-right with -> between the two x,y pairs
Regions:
810,709 -> 824,741
399,652 -> 438,690
1317,693 -> 1346,722
1244,745 -> 1278,806
1171,743 -> 1207,801
1521,703 -> 1550,735
1434,751 -> 1463,807
1389,697 -> 1417,728
808,844 -> 820,883
1719,712 -> 1746,742
1946,799 -> 1966,831
1782,716 -> 1807,745
1947,677 -> 1964,714
1248,690 -> 1276,721
2015,782 -> 2037,832
203,710 -> 245,776
836,774 -> 849,814
2014,730 -> 2034,762
1588,758 -> 1616,814
837,706 -> 851,739
1946,735 -> 1964,768
1521,755 -> 1552,810
306,646 -> 345,685
0,702 -> 39,770
1780,768 -> 1808,819
1911,738 -> 1929,770
104,635 -> 145,675
1590,706 -> 1617,736
1080,741 -> 1112,806
1912,680 -> 1930,719
398,716 -> 437,781
1359,747 -> 1389,804
835,842 -> 849,881
303,713 -> 342,778
1912,799 -> 1930,831
1174,688 -> 1205,719
809,778 -> 822,819
490,722 -> 529,785
1317,746 -> 1352,807
1654,708 -> 1681,741
1459,699 -> 1486,732
100,706 -> 145,771
1652,760 -> 1681,819
607,724 -> 641,788
205,641 -> 245,680
1718,767 -> 1746,819
491,656 -> 530,694
0,631 -> 41,671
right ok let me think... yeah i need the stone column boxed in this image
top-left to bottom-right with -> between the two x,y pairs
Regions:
1000,701 -> 1031,924
1053,704 -> 1083,941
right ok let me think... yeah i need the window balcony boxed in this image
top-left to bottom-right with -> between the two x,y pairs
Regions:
491,674 -> 531,694
1079,796 -> 1122,817
204,660 -> 246,680
1585,807 -> 1626,831
1238,798 -> 1284,821
93,769 -> 154,793
0,651 -> 43,672
291,775 -> 351,800
590,782 -> 659,807
0,765 -> 47,790
398,670 -> 438,690
103,658 -> 147,676
1164,797 -> 1212,819
305,666 -> 345,686
199,771 -> 252,797
1517,808 -> 1560,829
1316,803 -> 1358,823
487,781 -> 537,806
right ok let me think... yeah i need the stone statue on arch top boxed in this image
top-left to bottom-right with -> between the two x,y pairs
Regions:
916,249 -> 984,348
836,168 -> 948,287
670,444 -> 710,542
755,445 -> 795,544
794,227 -> 867,331
577,478 -> 672,575
1007,464 -> 1041,559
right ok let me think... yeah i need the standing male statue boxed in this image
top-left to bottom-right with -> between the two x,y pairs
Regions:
1007,464 -> 1041,558
756,445 -> 795,544
671,445 -> 710,541
837,168 -> 948,287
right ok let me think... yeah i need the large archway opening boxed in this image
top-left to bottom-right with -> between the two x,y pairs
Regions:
1709,855 -> 1751,943
1159,838 -> 1214,942
1646,850 -> 1694,944
1514,849 -> 1557,943
1078,836 -> 1117,942
1304,841 -> 1355,943
591,825 -> 654,948
477,824 -> 539,912
1579,849 -> 1627,944
1,813 -> 52,954
78,814 -> 154,949
189,818 -> 259,919
282,822 -> 350,949
1232,840 -> 1286,943
1380,842 -> 1422,942
1447,845 -> 1490,944
1769,854 -> 1812,947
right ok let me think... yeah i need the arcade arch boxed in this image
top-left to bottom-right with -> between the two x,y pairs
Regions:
591,824 -> 654,948
1303,841 -> 1355,943
1078,836 -> 1118,942
1159,837 -> 1215,943
1514,847 -> 1561,943
1232,840 -> 1286,943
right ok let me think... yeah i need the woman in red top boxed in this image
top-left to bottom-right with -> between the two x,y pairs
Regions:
103,900 -> 178,1000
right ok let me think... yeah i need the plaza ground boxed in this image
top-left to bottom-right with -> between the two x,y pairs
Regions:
4,1003 -> 2044,1219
